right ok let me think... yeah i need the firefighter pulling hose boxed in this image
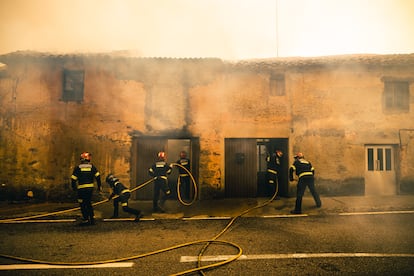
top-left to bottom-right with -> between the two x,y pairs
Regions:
0,155 -> 280,275
71,152 -> 102,225
106,174 -> 142,221
171,161 -> 198,206
174,151 -> 193,203
0,178 -> 155,223
0,183 -> 278,275
148,150 -> 197,213
0,161 -> 198,223
0,178 -> 279,276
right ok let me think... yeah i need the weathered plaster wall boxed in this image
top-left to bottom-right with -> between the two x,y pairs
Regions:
1,53 -> 413,200
0,55 -> 227,200
399,128 -> 414,193
189,70 -> 292,197
0,59 -> 65,200
0,57 -> 150,200
288,64 -> 414,194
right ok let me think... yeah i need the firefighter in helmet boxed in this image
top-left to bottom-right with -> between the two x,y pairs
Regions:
106,174 -> 142,221
289,152 -> 321,214
148,151 -> 172,213
176,150 -> 191,200
266,149 -> 283,197
71,152 -> 102,225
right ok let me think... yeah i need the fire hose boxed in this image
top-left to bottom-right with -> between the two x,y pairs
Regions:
0,165 -> 280,275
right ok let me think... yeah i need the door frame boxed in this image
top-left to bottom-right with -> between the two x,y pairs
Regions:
365,144 -> 397,195
256,138 -> 289,197
131,136 -> 199,200
224,138 -> 289,198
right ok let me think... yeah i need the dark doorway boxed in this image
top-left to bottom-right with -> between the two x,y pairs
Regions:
131,136 -> 199,200
225,138 -> 289,198
257,138 -> 289,197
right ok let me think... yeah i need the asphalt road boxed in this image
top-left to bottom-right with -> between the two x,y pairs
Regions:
1,213 -> 414,275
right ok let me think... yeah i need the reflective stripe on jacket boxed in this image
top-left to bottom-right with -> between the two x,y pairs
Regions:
289,159 -> 314,181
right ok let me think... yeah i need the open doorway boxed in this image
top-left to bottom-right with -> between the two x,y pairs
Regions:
167,139 -> 191,199
224,138 -> 288,198
257,138 -> 289,197
131,136 -> 199,200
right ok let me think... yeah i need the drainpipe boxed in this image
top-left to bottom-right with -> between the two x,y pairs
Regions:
399,129 -> 414,148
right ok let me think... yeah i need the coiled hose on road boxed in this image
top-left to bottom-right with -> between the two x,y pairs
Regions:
0,164 -> 279,275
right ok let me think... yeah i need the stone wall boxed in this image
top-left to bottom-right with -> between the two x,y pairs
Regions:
0,57 -> 145,200
0,53 -> 413,201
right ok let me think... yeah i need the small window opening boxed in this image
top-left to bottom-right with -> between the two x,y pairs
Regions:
269,74 -> 285,96
62,69 -> 84,102
384,81 -> 409,112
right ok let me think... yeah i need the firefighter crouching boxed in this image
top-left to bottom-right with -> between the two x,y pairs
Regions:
71,152 -> 102,225
289,152 -> 321,214
149,151 -> 172,213
106,174 -> 142,221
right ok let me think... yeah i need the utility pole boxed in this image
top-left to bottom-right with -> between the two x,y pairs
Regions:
276,0 -> 279,57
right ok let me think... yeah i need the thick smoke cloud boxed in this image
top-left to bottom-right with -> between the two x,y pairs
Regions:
0,0 -> 413,59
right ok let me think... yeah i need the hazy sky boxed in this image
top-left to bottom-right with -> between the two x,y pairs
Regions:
1,0 -> 414,60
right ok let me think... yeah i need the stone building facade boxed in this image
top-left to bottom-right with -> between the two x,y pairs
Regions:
0,52 -> 413,201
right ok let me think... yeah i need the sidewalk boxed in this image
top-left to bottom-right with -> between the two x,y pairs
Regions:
160,195 -> 414,218
1,195 -> 413,221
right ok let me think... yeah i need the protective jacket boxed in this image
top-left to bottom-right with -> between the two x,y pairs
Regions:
107,178 -> 130,199
176,157 -> 190,176
149,161 -> 172,179
106,176 -> 141,218
289,159 -> 314,181
266,152 -> 282,175
71,163 -> 101,191
149,160 -> 172,211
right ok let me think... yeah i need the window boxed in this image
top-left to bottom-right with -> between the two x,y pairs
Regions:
384,81 -> 409,112
62,70 -> 84,102
269,74 -> 285,96
367,146 -> 393,171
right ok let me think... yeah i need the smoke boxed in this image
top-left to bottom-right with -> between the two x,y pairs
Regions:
0,0 -> 413,58
0,0 -> 277,59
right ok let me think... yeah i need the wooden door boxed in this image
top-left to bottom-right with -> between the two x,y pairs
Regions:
225,138 -> 257,198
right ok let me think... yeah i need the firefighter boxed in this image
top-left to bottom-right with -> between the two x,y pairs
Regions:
266,149 -> 283,197
71,152 -> 102,225
176,151 -> 191,200
106,174 -> 142,221
289,152 -> 321,214
148,151 -> 172,213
